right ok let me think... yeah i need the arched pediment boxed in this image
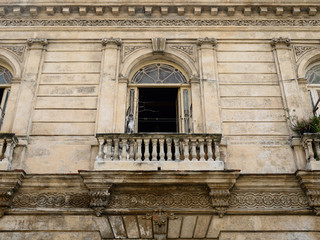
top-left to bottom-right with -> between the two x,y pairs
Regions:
0,48 -> 22,79
120,47 -> 198,81
297,49 -> 320,79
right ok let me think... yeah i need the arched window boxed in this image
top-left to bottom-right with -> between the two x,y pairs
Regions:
306,64 -> 320,115
0,65 -> 12,129
126,62 -> 192,133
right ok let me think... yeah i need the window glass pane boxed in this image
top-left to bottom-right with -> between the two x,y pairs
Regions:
306,65 -> 320,84
131,63 -> 187,84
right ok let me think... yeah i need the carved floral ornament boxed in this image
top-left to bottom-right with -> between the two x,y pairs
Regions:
2,19 -> 320,27
102,37 -> 122,47
270,37 -> 291,48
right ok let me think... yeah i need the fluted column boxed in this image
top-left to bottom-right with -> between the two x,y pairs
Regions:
197,38 -> 222,133
96,38 -> 122,133
12,38 -> 47,136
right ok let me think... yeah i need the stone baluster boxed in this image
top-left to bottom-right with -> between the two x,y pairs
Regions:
3,139 -> 12,163
129,138 -> 135,161
183,139 -> 190,161
174,138 -> 180,161
121,138 -> 128,160
199,139 -> 205,161
144,138 -> 150,161
166,138 -> 172,161
315,140 -> 320,159
97,138 -> 105,161
214,140 -> 220,161
113,138 -> 119,161
159,139 -> 165,161
306,140 -> 315,161
151,139 -> 158,161
207,138 -> 213,161
136,138 -> 142,161
105,139 -> 112,161
191,139 -> 197,161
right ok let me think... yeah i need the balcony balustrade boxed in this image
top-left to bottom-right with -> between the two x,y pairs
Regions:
0,133 -> 18,170
94,133 -> 224,170
301,133 -> 320,170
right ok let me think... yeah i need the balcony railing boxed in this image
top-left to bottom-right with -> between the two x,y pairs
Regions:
94,133 -> 224,170
0,133 -> 18,170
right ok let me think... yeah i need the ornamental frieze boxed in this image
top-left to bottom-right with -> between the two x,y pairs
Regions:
1,19 -> 320,27
230,192 -> 309,209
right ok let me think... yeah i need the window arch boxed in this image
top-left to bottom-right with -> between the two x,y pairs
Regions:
0,65 -> 13,129
126,62 -> 192,134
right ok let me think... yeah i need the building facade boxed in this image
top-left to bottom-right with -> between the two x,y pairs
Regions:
0,0 -> 320,239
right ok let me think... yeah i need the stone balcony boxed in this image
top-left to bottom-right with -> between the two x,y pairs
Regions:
94,133 -> 224,171
301,133 -> 320,170
0,133 -> 18,170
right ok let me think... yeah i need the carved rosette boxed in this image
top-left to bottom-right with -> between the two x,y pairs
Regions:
296,171 -> 320,215
0,170 -> 25,217
271,37 -> 291,48
196,37 -> 217,46
102,37 -> 122,47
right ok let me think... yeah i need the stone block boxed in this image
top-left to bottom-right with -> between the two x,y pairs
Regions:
31,123 -> 95,135
42,62 -> 101,73
36,96 -> 97,109
38,85 -> 98,96
33,110 -> 96,122
220,85 -> 281,97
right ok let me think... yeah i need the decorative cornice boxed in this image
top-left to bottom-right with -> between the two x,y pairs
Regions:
0,5 -> 318,18
1,19 -> 320,27
101,37 -> 122,47
271,37 -> 291,47
197,37 -> 217,46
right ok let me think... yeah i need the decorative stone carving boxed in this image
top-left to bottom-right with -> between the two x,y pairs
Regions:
271,37 -> 291,47
80,172 -> 113,217
123,46 -> 147,58
152,38 -> 166,54
0,133 -> 18,170
101,37 -> 122,47
196,37 -> 217,46
0,46 -> 25,61
207,173 -> 239,217
294,46 -> 317,57
26,38 -> 48,47
108,191 -> 211,209
0,171 -> 25,217
12,192 -> 90,208
2,19 -> 320,27
143,209 -> 178,240
169,45 -> 194,56
230,192 -> 309,209
296,171 -> 320,215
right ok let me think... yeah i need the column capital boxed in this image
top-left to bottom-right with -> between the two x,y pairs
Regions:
196,37 -> 217,47
271,37 -> 291,49
26,38 -> 48,49
101,37 -> 122,47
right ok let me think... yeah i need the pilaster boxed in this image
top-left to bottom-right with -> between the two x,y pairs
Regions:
96,37 -> 122,133
12,38 -> 47,136
271,37 -> 306,128
197,38 -> 221,133
113,75 -> 128,133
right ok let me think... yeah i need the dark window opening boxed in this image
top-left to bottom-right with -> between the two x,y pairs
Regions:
138,88 -> 178,133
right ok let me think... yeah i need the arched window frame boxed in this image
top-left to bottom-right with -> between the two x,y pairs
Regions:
126,60 -> 193,134
0,65 -> 13,129
306,63 -> 320,116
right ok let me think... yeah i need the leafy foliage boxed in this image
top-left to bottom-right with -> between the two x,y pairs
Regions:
292,116 -> 320,136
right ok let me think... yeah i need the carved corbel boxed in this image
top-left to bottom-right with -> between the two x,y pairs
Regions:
207,172 -> 239,217
101,37 -> 122,47
296,170 -> 320,215
0,170 -> 25,217
196,37 -> 217,47
152,38 -> 166,54
80,172 -> 113,216
26,38 -> 48,50
270,37 -> 291,49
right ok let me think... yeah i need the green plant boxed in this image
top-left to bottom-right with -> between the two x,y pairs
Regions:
292,116 -> 320,137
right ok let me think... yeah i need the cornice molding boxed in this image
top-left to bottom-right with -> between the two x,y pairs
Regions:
0,5 -> 318,18
2,19 -> 320,27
